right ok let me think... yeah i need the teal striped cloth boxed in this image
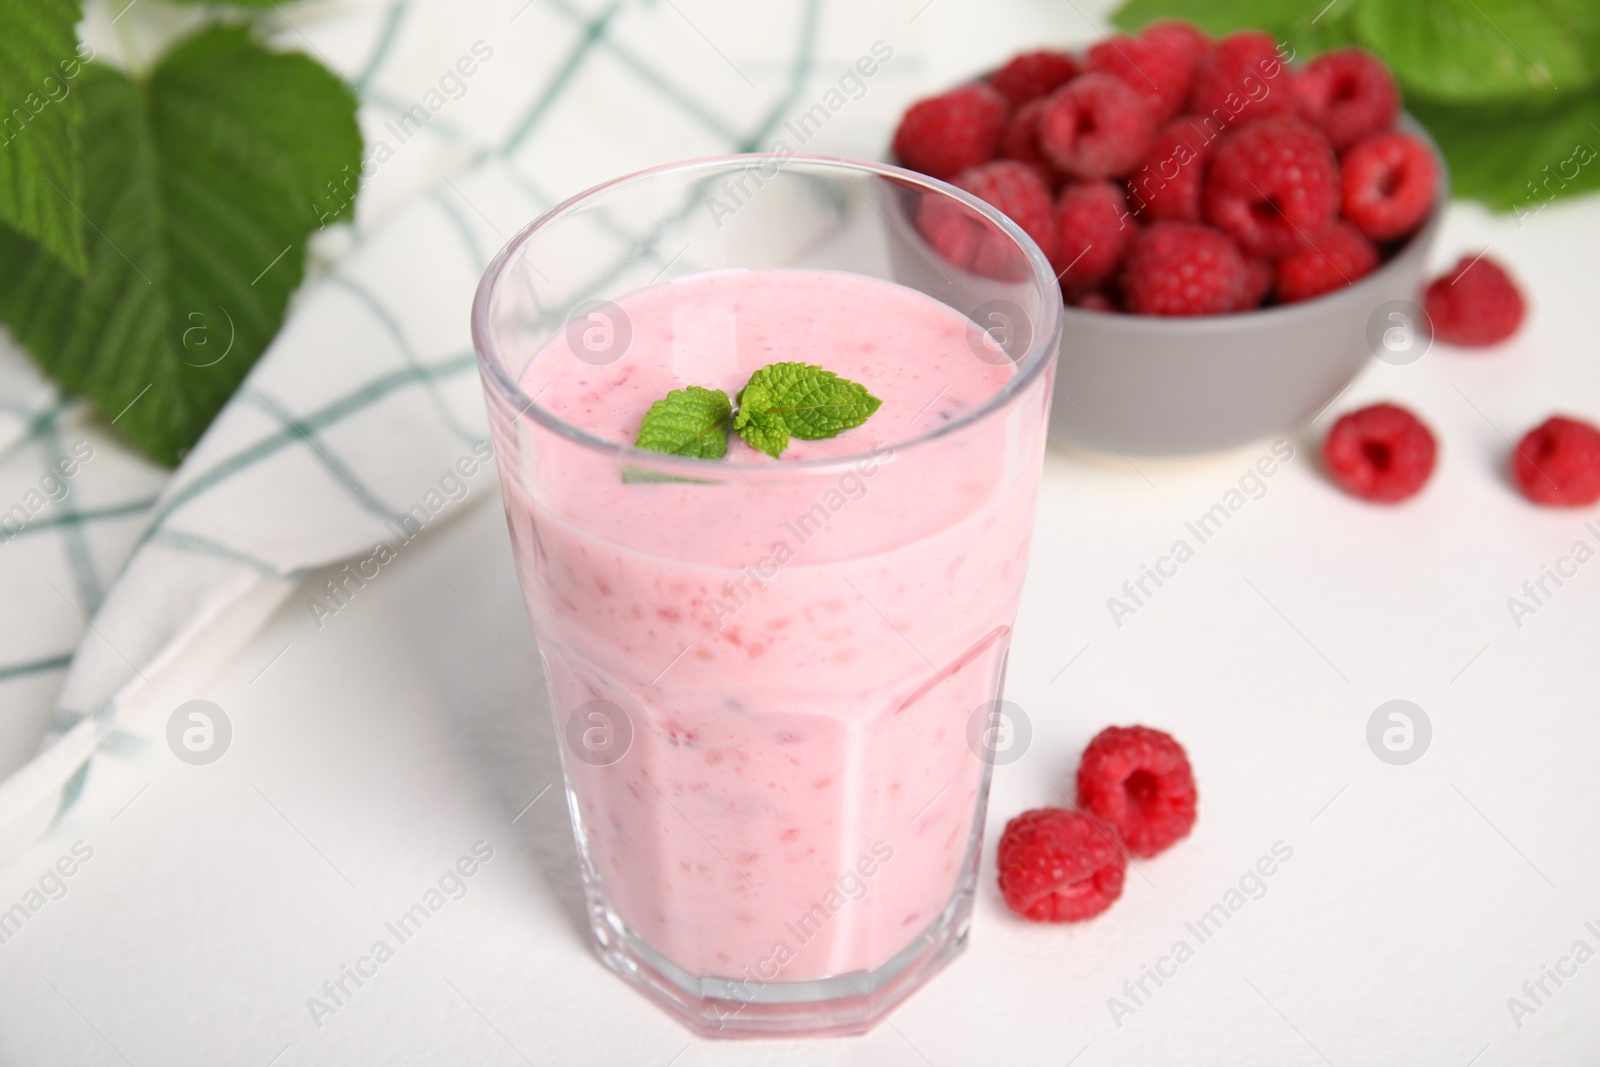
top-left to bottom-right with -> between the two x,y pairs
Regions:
0,0 -> 923,862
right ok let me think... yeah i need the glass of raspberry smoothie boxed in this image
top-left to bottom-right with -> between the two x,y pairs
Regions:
472,156 -> 1059,1037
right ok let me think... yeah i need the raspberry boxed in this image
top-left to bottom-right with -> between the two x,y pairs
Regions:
1274,221 -> 1379,303
1086,21 -> 1209,125
1127,116 -> 1216,223
1341,131 -> 1439,241
1018,160 -> 1060,191
1235,256 -> 1274,311
892,83 -> 1008,180
1037,73 -> 1157,180
1000,97 -> 1057,178
952,160 -> 1059,263
1323,402 -> 1437,503
1205,116 -> 1340,259
1076,725 -> 1198,859
1121,221 -> 1247,317
1146,19 -> 1209,55
1512,416 -> 1600,506
1422,255 -> 1526,347
915,198 -> 1017,280
1054,180 -> 1133,292
989,49 -> 1079,108
996,808 -> 1127,922
1294,48 -> 1399,151
1075,291 -> 1118,312
1189,31 -> 1296,132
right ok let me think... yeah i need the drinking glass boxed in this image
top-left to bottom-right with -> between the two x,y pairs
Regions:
472,155 -> 1059,1037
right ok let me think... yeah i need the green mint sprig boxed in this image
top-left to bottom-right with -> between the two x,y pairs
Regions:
633,385 -> 733,459
633,362 -> 882,462
734,362 -> 883,458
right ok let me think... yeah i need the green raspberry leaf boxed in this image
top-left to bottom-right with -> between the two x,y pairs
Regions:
0,0 -> 89,274
1355,0 -> 1593,103
0,26 -> 362,466
733,362 -> 882,458
634,385 -> 733,459
1408,93 -> 1600,209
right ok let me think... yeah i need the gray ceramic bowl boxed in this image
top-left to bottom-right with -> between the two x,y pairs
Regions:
1052,118 -> 1448,458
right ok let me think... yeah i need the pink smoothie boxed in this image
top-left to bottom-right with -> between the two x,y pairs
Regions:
503,269 -> 1045,984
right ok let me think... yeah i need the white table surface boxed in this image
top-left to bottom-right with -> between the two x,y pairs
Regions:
4,3 -> 1600,1065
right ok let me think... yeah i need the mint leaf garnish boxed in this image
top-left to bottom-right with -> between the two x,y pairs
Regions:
0,26 -> 361,465
731,377 -> 789,458
630,363 -> 880,467
620,466 -> 717,484
634,385 -> 733,459
734,362 -> 882,458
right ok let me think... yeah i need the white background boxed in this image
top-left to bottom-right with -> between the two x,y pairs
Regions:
3,0 -> 1599,1064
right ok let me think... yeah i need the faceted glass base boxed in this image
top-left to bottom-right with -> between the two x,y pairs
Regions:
587,873 -> 977,1038
556,642 -> 1007,1039
565,697 -> 999,1039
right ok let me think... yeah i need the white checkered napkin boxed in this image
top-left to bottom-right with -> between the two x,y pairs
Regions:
0,0 -> 926,863
0,180 -> 501,861
0,352 -> 173,853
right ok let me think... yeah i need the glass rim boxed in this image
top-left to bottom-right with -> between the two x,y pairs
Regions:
470,153 -> 1063,475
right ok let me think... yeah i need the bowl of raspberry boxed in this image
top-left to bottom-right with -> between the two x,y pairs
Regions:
889,24 -> 1447,458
